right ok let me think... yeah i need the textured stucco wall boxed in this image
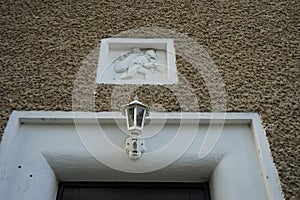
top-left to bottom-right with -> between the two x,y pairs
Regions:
0,0 -> 299,199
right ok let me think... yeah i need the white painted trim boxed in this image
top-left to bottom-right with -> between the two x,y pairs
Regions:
0,111 -> 284,200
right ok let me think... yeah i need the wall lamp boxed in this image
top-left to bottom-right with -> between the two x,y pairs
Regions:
121,96 -> 149,160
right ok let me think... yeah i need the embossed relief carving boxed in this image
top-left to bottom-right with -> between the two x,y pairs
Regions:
111,48 -> 165,81
96,38 -> 177,84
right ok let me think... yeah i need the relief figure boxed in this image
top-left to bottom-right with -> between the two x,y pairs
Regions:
112,48 -> 162,80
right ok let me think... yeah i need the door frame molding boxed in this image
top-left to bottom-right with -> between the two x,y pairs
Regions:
0,111 -> 284,200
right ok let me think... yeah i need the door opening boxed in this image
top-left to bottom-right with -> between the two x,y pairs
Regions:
56,182 -> 211,200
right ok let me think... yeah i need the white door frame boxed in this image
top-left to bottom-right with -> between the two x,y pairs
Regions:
0,111 -> 284,200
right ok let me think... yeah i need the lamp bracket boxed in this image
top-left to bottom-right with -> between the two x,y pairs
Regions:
125,136 -> 145,160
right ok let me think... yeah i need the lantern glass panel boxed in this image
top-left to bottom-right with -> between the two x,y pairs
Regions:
136,107 -> 145,127
128,107 -> 135,128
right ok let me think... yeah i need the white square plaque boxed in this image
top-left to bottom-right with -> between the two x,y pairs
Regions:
96,38 -> 178,84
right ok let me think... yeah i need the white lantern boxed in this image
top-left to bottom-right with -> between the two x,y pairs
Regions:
121,96 -> 149,159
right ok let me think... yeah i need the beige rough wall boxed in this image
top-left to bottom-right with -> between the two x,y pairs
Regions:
0,0 -> 299,199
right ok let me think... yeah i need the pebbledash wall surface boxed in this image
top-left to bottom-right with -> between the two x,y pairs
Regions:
0,1 -> 298,200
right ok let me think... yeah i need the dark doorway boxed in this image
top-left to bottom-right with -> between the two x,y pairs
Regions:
56,182 -> 211,200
